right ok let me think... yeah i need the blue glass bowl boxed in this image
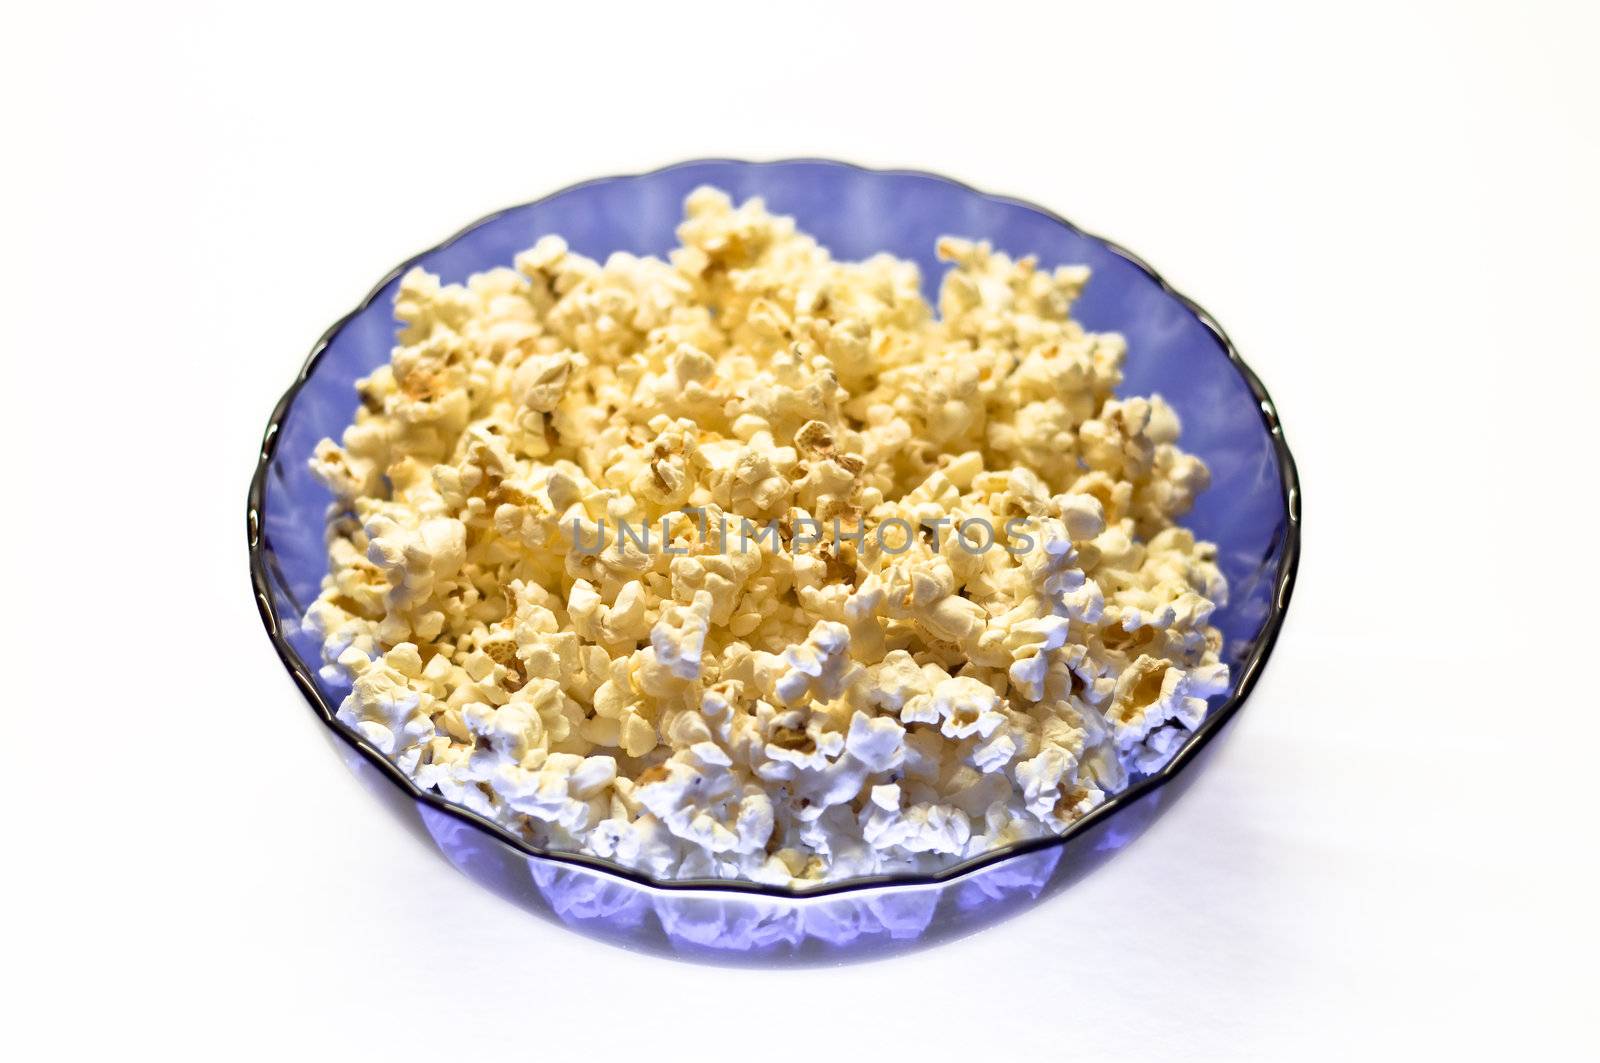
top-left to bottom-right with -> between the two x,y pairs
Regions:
247,159 -> 1300,962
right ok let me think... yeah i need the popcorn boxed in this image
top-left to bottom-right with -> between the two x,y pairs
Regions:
309,188 -> 1230,886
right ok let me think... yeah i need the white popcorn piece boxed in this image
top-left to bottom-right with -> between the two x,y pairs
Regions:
307,188 -> 1230,886
650,590 -> 714,681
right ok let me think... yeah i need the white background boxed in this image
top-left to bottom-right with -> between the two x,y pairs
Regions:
6,1 -> 1596,1059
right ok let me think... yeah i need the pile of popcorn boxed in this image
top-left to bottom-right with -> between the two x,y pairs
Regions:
307,188 -> 1229,886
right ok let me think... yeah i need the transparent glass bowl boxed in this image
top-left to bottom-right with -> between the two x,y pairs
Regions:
247,159 -> 1300,962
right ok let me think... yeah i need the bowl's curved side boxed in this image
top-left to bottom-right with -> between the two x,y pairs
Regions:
247,158 -> 1301,907
317,718 -> 1214,963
